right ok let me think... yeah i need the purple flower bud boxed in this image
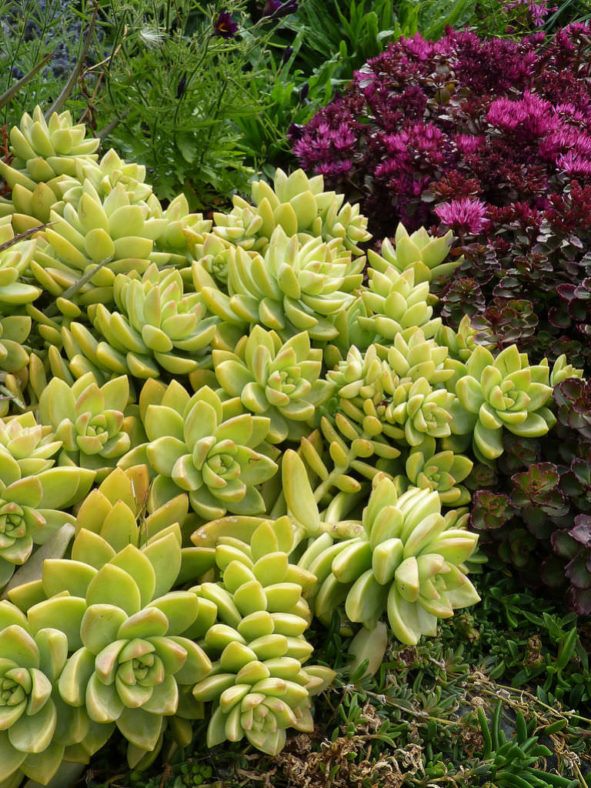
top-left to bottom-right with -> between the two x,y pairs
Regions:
435,198 -> 490,236
262,0 -> 298,20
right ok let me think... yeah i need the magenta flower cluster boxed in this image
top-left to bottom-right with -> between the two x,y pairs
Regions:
291,23 -> 591,371
292,25 -> 591,233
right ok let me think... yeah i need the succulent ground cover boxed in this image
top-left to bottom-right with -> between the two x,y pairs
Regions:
292,22 -> 591,373
0,102 -> 588,785
84,566 -> 591,788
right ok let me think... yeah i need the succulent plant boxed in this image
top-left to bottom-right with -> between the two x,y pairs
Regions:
3,96 -> 590,780
211,168 -> 370,255
7,526 -> 212,763
358,266 -> 441,343
370,224 -> 459,284
0,411 -> 61,476
510,463 -> 569,531
283,452 -> 480,645
553,515 -> 591,615
29,177 -> 168,313
0,410 -> 95,586
550,355 -> 584,386
0,218 -> 42,307
450,344 -> 555,461
553,378 -> 591,439
556,277 -> 591,342
195,226 -> 364,343
0,618 -> 69,784
123,381 -> 277,520
288,411 -> 401,516
561,458 -> 591,514
193,650 -> 332,755
305,476 -> 479,644
151,193 -> 212,267
38,373 -> 131,473
213,326 -> 334,443
71,147 -> 158,208
327,331 -> 459,448
405,447 -> 473,506
190,515 -> 333,755
0,107 -> 100,230
69,464 -> 210,588
388,377 -> 458,448
0,317 -> 31,398
0,475 -> 77,587
470,490 -> 515,533
437,315 -> 487,364
85,264 -> 218,379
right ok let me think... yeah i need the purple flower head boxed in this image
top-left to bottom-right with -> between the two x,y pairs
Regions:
557,152 -> 591,178
453,134 -> 485,155
262,0 -> 298,20
504,0 -> 557,27
214,11 -> 238,38
487,92 -> 558,138
435,198 -> 490,235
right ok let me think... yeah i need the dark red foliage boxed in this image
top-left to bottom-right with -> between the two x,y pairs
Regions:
554,378 -> 591,439
470,490 -> 515,531
464,395 -> 591,614
291,23 -> 591,369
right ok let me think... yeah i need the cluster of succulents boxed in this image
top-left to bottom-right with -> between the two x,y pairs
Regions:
0,105 -> 586,785
292,24 -> 591,376
469,376 -> 591,615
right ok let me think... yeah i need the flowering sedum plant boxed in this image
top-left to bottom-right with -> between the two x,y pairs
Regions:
292,24 -> 591,375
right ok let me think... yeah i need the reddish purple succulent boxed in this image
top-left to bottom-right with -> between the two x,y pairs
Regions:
435,198 -> 489,236
554,378 -> 591,439
510,463 -> 569,532
556,515 -> 591,614
470,490 -> 515,531
292,23 -> 591,373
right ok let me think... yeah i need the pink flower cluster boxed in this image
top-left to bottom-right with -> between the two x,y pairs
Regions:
292,23 -> 591,237
291,23 -> 591,372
